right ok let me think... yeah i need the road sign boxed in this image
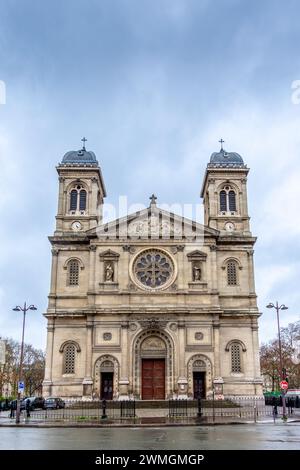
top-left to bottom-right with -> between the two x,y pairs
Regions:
280,380 -> 288,390
18,381 -> 25,394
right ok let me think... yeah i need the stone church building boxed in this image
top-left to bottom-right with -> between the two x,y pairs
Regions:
43,141 -> 263,400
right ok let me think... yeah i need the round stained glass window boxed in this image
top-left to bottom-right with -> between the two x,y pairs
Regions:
132,249 -> 175,290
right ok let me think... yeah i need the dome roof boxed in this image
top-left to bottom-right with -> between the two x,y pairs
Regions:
209,148 -> 245,167
61,149 -> 98,166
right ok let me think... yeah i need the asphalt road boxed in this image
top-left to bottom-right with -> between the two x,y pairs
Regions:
0,423 -> 300,450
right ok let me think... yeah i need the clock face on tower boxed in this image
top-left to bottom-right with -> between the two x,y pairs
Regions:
71,221 -> 82,231
224,221 -> 235,232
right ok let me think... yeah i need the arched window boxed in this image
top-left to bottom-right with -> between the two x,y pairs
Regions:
231,343 -> 242,373
227,260 -> 238,285
69,184 -> 87,213
67,259 -> 79,286
228,190 -> 236,211
220,191 -> 227,212
79,189 -> 87,211
219,186 -> 237,213
63,343 -> 76,374
70,190 -> 78,211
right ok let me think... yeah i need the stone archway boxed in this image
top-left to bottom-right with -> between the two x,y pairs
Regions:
187,354 -> 213,398
132,330 -> 175,399
93,355 -> 119,399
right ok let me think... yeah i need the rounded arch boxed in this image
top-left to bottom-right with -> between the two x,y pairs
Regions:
63,257 -> 85,270
65,179 -> 89,193
59,340 -> 81,353
216,180 -> 239,193
187,354 -> 213,397
132,329 -> 175,399
221,257 -> 243,270
225,339 -> 247,352
93,354 -> 120,399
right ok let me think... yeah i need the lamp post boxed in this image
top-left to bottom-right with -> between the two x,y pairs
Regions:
266,301 -> 288,421
12,302 -> 37,424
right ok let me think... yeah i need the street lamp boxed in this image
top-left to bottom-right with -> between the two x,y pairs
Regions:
266,301 -> 288,420
12,302 -> 37,424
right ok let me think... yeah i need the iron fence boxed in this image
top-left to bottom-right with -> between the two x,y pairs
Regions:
19,399 -> 136,422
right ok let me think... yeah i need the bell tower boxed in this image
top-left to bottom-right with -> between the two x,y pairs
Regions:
201,140 -> 251,235
55,138 -> 106,234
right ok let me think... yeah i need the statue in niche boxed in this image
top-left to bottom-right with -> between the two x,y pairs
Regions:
193,264 -> 201,282
105,262 -> 114,282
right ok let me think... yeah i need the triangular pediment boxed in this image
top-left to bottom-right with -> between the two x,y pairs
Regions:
187,250 -> 207,259
99,249 -> 120,260
87,205 -> 219,241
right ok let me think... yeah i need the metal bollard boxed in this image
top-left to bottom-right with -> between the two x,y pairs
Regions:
101,399 -> 107,419
197,397 -> 202,418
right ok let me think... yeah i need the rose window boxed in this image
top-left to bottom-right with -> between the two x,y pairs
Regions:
133,249 -> 175,289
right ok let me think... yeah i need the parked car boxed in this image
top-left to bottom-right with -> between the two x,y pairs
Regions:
21,396 -> 45,411
44,397 -> 65,409
0,400 -> 10,411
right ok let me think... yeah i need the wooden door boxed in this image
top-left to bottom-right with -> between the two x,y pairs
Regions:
101,372 -> 113,400
142,359 -> 165,400
193,372 -> 206,399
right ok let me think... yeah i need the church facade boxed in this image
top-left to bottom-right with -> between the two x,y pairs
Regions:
43,142 -> 263,400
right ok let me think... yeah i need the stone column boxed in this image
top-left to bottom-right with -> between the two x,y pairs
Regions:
213,318 -> 220,378
210,245 -> 218,295
88,245 -> 97,306
82,317 -> 94,398
42,319 -> 55,398
247,249 -> 256,295
177,321 -> 188,398
119,321 -> 130,399
57,176 -> 65,216
48,249 -> 59,308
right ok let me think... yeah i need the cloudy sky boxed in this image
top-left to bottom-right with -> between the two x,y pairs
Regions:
0,0 -> 300,350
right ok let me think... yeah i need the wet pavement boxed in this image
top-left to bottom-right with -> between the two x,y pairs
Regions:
0,423 -> 300,450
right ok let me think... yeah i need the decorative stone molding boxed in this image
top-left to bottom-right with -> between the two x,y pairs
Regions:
122,245 -> 136,254
99,249 -> 120,260
89,245 -> 97,252
225,339 -> 247,352
103,332 -> 112,341
51,248 -> 59,256
171,245 -> 185,254
187,250 -> 207,261
59,340 -> 81,353
168,322 -> 178,332
139,318 -> 168,330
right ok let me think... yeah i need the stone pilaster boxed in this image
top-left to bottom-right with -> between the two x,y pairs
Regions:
119,321 -> 130,399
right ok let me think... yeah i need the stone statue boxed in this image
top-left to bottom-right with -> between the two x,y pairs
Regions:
193,265 -> 201,281
105,263 -> 114,282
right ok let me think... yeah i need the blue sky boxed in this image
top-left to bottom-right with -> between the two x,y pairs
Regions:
0,0 -> 300,350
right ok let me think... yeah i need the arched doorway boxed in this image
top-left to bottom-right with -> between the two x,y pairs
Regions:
133,330 -> 174,399
94,355 -> 119,400
187,354 -> 213,399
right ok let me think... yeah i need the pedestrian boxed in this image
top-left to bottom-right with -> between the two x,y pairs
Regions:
26,398 -> 31,418
10,400 -> 16,418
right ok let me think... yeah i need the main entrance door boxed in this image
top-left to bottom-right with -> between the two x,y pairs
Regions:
101,372 -> 113,400
193,372 -> 206,398
142,359 -> 165,399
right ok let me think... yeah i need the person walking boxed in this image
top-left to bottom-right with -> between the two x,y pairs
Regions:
25,398 -> 31,418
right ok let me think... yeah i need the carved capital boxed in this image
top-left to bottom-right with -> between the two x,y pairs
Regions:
51,249 -> 59,256
121,321 -> 129,329
89,245 -> 97,252
171,245 -> 185,254
210,245 -> 217,252
122,245 -> 136,254
59,176 -> 65,183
